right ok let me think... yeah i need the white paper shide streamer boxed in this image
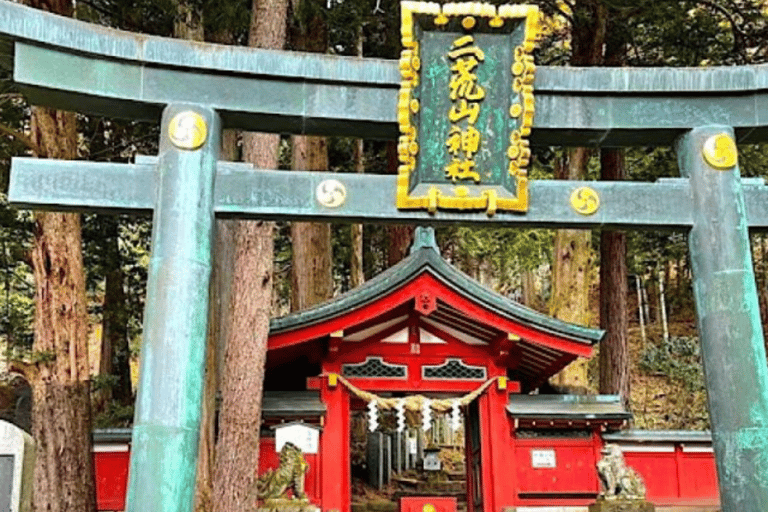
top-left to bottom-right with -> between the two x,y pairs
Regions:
421,398 -> 432,432
451,398 -> 462,432
396,398 -> 406,433
367,400 -> 379,432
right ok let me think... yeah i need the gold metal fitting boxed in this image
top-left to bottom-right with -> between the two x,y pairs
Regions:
168,111 -> 207,150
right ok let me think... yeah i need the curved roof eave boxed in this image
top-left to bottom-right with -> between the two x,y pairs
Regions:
269,244 -> 603,347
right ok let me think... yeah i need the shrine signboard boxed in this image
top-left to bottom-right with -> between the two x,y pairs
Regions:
397,2 -> 537,215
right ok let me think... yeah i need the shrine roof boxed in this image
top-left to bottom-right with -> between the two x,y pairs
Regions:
261,391 -> 326,418
269,228 -> 603,387
603,430 -> 712,444
271,228 -> 601,347
506,394 -> 631,422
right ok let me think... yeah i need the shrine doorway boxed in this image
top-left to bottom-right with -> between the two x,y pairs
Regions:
348,390 -> 473,512
465,400 -> 482,512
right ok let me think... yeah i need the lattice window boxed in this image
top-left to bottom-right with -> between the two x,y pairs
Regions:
342,357 -> 407,378
422,359 -> 486,380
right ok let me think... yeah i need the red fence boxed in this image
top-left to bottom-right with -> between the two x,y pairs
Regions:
91,430 -> 719,511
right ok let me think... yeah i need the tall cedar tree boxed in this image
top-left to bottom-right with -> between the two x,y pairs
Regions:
21,0 -> 97,510
550,0 -> 607,391
96,217 -> 132,406
289,3 -> 333,312
599,23 -> 629,400
213,0 -> 287,509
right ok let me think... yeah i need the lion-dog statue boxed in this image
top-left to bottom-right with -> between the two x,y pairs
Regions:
596,444 -> 646,500
254,442 -> 309,501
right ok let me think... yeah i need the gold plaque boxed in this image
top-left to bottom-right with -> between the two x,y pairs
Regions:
703,133 -> 738,170
423,504 -> 436,512
570,187 -> 600,216
397,2 -> 539,216
168,111 -> 207,150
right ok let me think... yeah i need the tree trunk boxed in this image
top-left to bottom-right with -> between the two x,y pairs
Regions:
521,270 -> 537,308
659,267 -> 670,343
550,150 -> 595,391
195,130 -> 238,512
29,104 -> 97,512
636,275 -> 647,348
349,119 -> 365,286
350,28 -> 365,289
550,1 -> 607,391
289,7 -> 333,311
290,135 -> 332,311
213,0 -> 287,508
599,148 -> 629,399
99,218 -> 131,405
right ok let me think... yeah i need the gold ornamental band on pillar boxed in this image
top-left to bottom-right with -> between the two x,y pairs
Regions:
396,2 -> 539,216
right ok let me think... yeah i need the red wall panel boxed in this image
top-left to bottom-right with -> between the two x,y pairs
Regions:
622,450 -> 679,501
515,438 -> 599,496
678,452 -> 719,501
400,496 -> 457,512
94,450 -> 130,511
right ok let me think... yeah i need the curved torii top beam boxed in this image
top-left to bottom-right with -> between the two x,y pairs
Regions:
2,0 -> 768,146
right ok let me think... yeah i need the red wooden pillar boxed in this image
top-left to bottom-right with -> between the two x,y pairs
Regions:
479,378 -> 515,512
320,375 -> 351,512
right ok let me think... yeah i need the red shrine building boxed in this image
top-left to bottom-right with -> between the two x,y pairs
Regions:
91,228 -> 720,511
262,227 -> 608,512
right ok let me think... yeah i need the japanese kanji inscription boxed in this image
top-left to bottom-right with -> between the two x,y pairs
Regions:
397,2 -> 539,215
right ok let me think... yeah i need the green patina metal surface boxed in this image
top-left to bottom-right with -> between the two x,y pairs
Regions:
4,2 -> 768,510
125,105 -> 220,512
415,29 -> 514,187
13,157 -> 768,230
677,126 -> 768,510
2,1 -> 768,144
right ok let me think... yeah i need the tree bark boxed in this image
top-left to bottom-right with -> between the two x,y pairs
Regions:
29,104 -> 97,512
290,135 -> 332,311
98,218 -> 131,406
349,138 -> 365,289
599,148 -> 629,399
550,150 -> 595,391
213,0 -> 287,508
521,270 -> 537,309
598,18 -> 630,400
195,130 -> 238,512
350,28 -> 365,289
550,1 -> 608,391
289,6 -> 333,311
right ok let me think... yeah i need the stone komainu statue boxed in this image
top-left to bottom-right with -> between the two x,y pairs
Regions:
596,444 -> 646,500
255,442 -> 309,501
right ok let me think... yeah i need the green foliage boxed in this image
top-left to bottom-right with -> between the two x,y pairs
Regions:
639,336 -> 705,392
93,400 -> 134,428
31,350 -> 57,364
91,373 -> 120,392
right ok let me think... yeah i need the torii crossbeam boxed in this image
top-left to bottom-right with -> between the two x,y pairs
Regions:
2,1 -> 768,511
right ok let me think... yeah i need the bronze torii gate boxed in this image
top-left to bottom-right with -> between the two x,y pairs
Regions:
2,1 -> 768,511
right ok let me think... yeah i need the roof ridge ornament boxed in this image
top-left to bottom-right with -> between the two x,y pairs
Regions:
410,225 -> 440,254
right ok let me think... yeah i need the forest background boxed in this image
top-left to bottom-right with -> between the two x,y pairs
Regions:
3,0 -> 768,510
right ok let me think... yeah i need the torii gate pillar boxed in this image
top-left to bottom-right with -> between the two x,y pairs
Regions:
126,104 -> 220,512
678,125 -> 768,510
